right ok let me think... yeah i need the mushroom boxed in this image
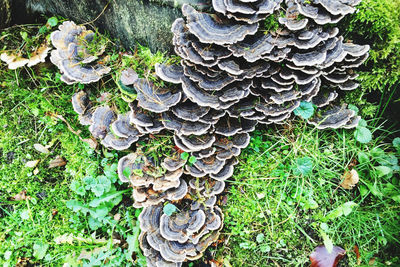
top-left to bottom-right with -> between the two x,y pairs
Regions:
50,21 -> 111,84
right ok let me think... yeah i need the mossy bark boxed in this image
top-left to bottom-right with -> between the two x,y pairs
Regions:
0,0 -> 12,28
22,0 -> 210,52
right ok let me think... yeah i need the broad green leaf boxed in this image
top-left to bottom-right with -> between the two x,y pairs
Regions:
256,233 -> 265,243
342,201 -> 357,216
123,167 -> 131,179
88,216 -> 102,230
97,175 -> 111,192
181,152 -> 189,161
33,242 -> 49,260
91,184 -> 105,197
348,104 -> 359,114
375,166 -> 393,178
91,205 -> 109,219
89,190 -> 128,207
393,137 -> 400,152
163,203 -> 177,216
70,180 -> 86,196
293,157 -> 313,176
66,200 -> 91,215
20,210 -> 30,220
355,127 -> 372,143
260,244 -> 271,253
358,119 -> 368,127
83,176 -> 97,189
294,101 -> 314,119
47,17 -> 58,27
188,156 -> 197,164
357,152 -> 369,164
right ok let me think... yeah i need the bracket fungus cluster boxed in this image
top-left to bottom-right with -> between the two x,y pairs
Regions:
62,0 -> 368,265
50,21 -> 111,84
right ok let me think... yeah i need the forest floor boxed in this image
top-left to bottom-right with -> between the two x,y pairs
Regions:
1,20 -> 400,267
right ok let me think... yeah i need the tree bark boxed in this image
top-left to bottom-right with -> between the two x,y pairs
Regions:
0,0 -> 12,28
21,0 -> 210,52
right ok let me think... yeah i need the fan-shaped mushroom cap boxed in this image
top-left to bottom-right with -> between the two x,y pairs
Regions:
89,106 -> 116,139
101,133 -> 138,151
194,155 -> 226,174
72,91 -> 91,115
312,90 -> 338,107
182,4 -> 259,45
313,0 -> 361,16
162,157 -> 186,172
50,21 -> 111,84
181,77 -> 220,109
111,112 -> 142,139
171,100 -> 210,122
56,58 -> 111,84
160,210 -> 206,243
118,153 -> 138,183
133,179 -> 188,208
163,112 -> 212,136
120,68 -> 139,85
27,45 -> 51,67
308,105 -> 356,129
155,63 -> 184,84
177,134 -> 216,152
134,78 -> 182,113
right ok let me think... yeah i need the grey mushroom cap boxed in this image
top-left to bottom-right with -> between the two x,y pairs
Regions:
177,134 -> 216,152
89,106 -> 117,139
118,153 -> 138,183
155,63 -> 184,84
183,4 -> 259,45
171,100 -> 210,122
101,133 -> 138,151
162,112 -> 212,136
194,156 -> 226,174
312,90 -> 338,107
159,210 -> 206,243
134,78 -> 182,113
162,157 -> 187,172
120,68 -> 139,85
58,58 -> 111,84
72,91 -> 91,115
308,105 -> 356,129
181,76 -> 220,109
111,112 -> 142,139
313,0 -> 361,16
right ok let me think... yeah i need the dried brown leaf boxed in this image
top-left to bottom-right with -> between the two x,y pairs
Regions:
48,156 -> 67,168
34,144 -> 50,154
12,190 -> 31,201
82,138 -> 98,149
340,169 -> 359,189
26,159 -> 40,168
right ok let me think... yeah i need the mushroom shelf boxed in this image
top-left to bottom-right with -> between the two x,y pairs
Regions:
56,0 -> 369,266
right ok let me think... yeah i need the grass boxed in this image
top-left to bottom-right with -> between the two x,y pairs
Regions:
1,17 -> 400,267
217,122 -> 400,266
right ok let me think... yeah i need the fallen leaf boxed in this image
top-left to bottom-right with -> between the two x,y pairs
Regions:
368,258 -> 375,265
310,245 -> 346,267
353,245 -> 361,265
340,169 -> 359,189
34,144 -> 50,154
48,156 -> 67,168
113,213 -> 121,221
12,190 -> 31,201
33,168 -> 39,175
82,138 -> 98,149
26,159 -> 40,168
54,234 -> 74,245
256,192 -> 266,199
